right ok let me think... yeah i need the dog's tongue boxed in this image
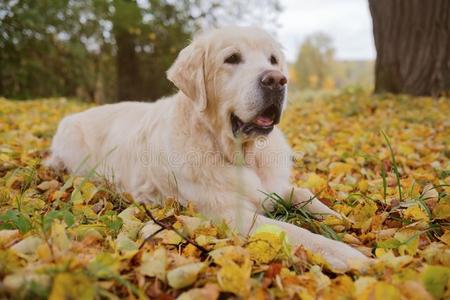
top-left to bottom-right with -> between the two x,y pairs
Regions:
253,116 -> 274,127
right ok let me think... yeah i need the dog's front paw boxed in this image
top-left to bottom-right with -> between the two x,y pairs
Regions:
314,238 -> 372,273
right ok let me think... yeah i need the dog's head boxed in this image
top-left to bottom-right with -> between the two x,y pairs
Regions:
167,26 -> 287,141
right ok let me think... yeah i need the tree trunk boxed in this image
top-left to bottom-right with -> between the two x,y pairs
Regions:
114,30 -> 142,101
113,0 -> 143,101
369,0 -> 450,96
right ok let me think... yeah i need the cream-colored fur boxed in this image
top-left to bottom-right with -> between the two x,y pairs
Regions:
47,27 -> 369,271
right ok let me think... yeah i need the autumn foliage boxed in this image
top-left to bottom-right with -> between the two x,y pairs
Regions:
0,92 -> 449,299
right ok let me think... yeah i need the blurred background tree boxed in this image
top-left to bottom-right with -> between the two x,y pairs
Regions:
292,33 -> 335,90
0,0 -> 281,102
290,32 -> 373,92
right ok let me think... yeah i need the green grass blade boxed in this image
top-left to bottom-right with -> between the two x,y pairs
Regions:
381,130 -> 403,202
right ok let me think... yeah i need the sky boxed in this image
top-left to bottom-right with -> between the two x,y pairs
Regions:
276,0 -> 376,62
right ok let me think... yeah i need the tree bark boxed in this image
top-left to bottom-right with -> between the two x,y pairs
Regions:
369,0 -> 450,96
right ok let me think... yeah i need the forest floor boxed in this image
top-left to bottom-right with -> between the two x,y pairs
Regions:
0,92 -> 449,299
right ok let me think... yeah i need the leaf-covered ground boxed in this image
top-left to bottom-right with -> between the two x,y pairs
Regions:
0,93 -> 449,299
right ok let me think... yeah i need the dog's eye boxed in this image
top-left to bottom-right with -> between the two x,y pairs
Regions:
270,55 -> 278,65
224,53 -> 242,64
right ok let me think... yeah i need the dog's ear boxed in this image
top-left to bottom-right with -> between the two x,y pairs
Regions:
167,41 -> 207,112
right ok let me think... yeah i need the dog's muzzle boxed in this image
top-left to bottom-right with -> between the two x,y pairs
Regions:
231,70 -> 287,137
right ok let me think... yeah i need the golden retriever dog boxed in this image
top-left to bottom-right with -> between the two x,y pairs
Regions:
47,27 -> 369,271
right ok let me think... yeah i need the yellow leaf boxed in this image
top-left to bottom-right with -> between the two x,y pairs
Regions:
49,272 -> 94,300
217,259 -> 251,297
87,253 -> 120,278
358,180 -> 369,192
209,246 -> 249,266
433,203 -> 450,220
373,282 -> 402,300
246,224 -> 291,264
305,248 -> 329,268
403,204 -> 429,221
329,162 -> 353,177
398,144 -> 414,156
0,250 -> 22,275
303,173 -> 327,192
0,153 -> 10,162
51,220 -> 71,251
323,215 -> 344,226
394,229 -> 419,255
375,248 -> 387,257
71,189 -> 83,205
80,181 -> 98,203
438,230 -> 450,246
376,251 -> 413,271
36,243 -> 53,261
350,200 -> 378,231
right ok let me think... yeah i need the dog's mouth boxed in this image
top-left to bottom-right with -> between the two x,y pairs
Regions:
231,104 -> 281,137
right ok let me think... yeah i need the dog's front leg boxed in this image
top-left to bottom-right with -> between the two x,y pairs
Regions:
178,175 -> 368,272
221,207 -> 369,272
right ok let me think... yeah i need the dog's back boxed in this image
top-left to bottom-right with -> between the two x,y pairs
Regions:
46,100 -> 166,175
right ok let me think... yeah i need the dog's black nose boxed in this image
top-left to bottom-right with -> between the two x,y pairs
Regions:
260,70 -> 287,90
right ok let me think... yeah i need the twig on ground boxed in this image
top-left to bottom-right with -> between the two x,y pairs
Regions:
140,204 -> 209,255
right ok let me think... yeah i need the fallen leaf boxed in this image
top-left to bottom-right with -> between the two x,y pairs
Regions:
139,247 -> 167,281
246,224 -> 291,264
10,236 -> 43,255
49,272 -> 95,300
177,283 -> 220,300
167,262 -> 205,289
421,264 -> 450,299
